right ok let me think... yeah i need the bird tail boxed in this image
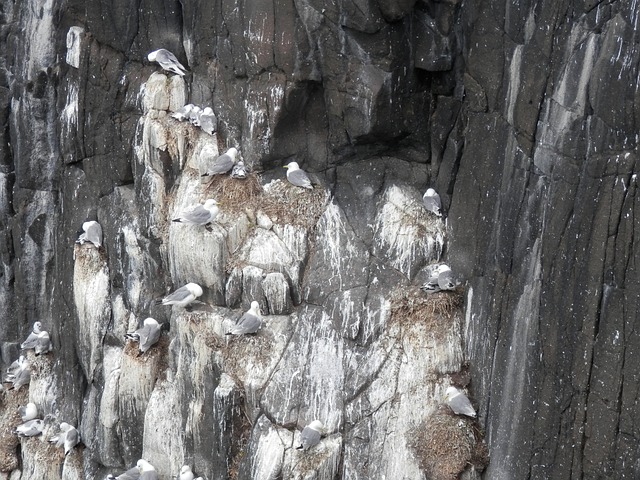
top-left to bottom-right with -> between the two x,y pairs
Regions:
172,218 -> 182,223
295,444 -> 304,450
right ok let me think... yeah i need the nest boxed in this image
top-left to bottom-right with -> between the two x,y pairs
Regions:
0,386 -> 27,471
203,173 -> 264,214
409,409 -> 489,480
389,286 -> 464,341
259,180 -> 328,228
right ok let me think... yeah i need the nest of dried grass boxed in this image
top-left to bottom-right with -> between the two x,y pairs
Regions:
260,180 -> 328,228
202,173 -> 264,214
389,286 -> 464,340
0,386 -> 27,471
409,409 -> 489,480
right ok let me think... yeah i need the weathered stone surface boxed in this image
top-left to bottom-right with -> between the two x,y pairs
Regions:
3,0 -> 640,479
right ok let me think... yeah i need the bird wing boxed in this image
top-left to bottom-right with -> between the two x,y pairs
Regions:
36,332 -> 51,354
157,50 -> 187,74
207,154 -> 234,175
118,466 -> 142,480
20,332 -> 39,349
139,323 -> 161,352
64,427 -> 80,452
448,393 -> 476,416
300,426 -> 321,449
12,368 -> 31,390
423,196 -> 442,215
85,223 -> 102,246
175,205 -> 212,225
163,286 -> 193,304
288,169 -> 313,189
139,472 -> 159,480
438,270 -> 455,290
231,312 -> 261,334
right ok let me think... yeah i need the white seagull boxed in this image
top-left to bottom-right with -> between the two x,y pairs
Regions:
284,162 -> 313,189
423,188 -> 442,217
296,420 -> 325,451
77,220 -> 102,247
161,283 -> 203,308
172,199 -> 220,226
226,301 -> 263,335
201,147 -> 238,177
49,422 -> 80,455
147,49 -> 188,76
125,318 -> 163,353
444,386 -> 476,417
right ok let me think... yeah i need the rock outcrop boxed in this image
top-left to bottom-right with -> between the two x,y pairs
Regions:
1,0 -> 639,479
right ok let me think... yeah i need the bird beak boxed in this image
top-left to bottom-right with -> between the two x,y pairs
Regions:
283,165 -> 289,169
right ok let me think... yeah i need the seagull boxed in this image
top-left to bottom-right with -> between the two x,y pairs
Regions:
161,283 -> 203,308
284,162 -> 313,189
77,220 -> 102,247
201,147 -> 238,177
172,199 -> 220,226
147,49 -> 188,76
177,465 -> 195,480
20,321 -> 43,349
171,104 -> 194,122
137,459 -> 159,480
125,318 -> 163,353
49,422 -> 80,455
15,419 -> 44,437
226,301 -> 263,335
106,466 -> 141,480
198,107 -> 217,134
8,360 -> 30,391
423,188 -> 442,217
5,355 -> 26,377
296,420 -> 325,451
444,386 -> 476,417
19,402 -> 38,422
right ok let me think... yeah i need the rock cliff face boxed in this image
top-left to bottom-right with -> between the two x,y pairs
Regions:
0,0 -> 638,479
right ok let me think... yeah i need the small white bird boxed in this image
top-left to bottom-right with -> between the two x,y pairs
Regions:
226,301 -> 263,335
296,420 -> 325,450
5,355 -> 25,377
231,160 -> 247,179
137,459 -> 159,480
147,49 -> 188,76
284,162 -> 313,189
201,147 -> 238,177
18,402 -> 38,422
171,104 -> 194,122
15,419 -> 44,437
125,318 -> 163,353
423,188 -> 442,217
198,107 -> 217,135
444,386 -> 476,417
77,220 -> 102,247
188,106 -> 202,125
20,321 -> 42,349
177,465 -> 195,480
421,264 -> 457,292
172,199 -> 220,226
49,422 -> 80,455
161,283 -> 203,308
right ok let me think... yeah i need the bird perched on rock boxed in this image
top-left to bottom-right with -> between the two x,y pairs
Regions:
18,402 -> 38,422
171,104 -> 194,122
188,106 -> 202,125
444,386 -> 476,417
226,301 -> 263,335
198,107 -> 217,135
421,264 -> 457,293
161,283 -> 203,308
77,220 -> 102,247
284,162 -> 313,189
172,199 -> 220,226
21,322 -> 52,355
201,147 -> 238,177
296,420 -> 325,451
125,318 -> 163,354
5,355 -> 25,377
49,422 -> 80,455
177,465 -> 195,480
137,459 -> 158,480
15,419 -> 44,437
147,49 -> 188,76
6,358 -> 30,391
423,188 -> 442,217
106,465 -> 140,480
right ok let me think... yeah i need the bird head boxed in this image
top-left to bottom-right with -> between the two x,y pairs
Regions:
186,283 -> 203,298
308,420 -> 325,434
